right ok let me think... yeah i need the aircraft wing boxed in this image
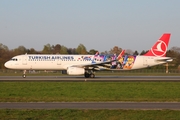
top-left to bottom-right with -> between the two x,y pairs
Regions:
71,60 -> 115,69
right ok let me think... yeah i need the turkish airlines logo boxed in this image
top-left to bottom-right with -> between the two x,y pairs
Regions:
151,40 -> 167,57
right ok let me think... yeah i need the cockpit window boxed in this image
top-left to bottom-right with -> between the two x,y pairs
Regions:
10,58 -> 18,61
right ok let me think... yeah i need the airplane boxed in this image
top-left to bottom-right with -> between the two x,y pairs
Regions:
4,33 -> 172,78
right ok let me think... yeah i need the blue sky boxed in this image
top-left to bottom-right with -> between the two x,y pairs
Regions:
0,0 -> 180,53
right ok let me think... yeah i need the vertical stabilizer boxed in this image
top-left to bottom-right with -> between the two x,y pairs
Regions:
143,33 -> 171,57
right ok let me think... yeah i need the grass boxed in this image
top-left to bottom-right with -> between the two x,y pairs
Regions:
1,82 -> 180,119
0,109 -> 180,120
0,82 -> 180,102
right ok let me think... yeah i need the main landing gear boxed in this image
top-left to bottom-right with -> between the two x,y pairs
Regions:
22,70 -> 26,78
84,71 -> 95,78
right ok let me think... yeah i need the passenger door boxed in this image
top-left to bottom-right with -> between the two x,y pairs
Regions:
57,59 -> 61,65
22,55 -> 27,65
143,57 -> 148,66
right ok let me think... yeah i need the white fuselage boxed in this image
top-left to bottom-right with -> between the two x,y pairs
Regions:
4,54 -> 172,71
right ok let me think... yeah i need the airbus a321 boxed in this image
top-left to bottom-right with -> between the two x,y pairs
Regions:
4,33 -> 172,78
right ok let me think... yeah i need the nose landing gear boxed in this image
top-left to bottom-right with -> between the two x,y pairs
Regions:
22,70 -> 26,78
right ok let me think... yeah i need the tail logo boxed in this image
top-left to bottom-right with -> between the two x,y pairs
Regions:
151,40 -> 167,57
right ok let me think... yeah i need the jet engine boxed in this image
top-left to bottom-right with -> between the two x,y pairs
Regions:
67,67 -> 85,75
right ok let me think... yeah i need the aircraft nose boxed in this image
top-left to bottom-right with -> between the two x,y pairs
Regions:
4,61 -> 11,68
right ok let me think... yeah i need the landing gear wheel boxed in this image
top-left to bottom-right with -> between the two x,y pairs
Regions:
84,72 -> 90,78
90,73 -> 95,78
22,74 -> 26,78
84,71 -> 95,78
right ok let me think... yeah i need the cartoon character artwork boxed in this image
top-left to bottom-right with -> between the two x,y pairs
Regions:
94,55 -> 104,62
110,54 -> 125,69
92,54 -> 108,64
117,57 -> 124,69
110,54 -> 117,69
123,55 -> 136,69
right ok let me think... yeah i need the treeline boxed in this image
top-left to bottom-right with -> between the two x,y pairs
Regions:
0,43 -> 180,69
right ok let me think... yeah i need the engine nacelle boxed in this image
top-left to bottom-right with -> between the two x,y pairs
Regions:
67,67 -> 85,75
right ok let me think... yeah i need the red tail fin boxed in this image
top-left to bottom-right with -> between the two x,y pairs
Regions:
143,33 -> 171,57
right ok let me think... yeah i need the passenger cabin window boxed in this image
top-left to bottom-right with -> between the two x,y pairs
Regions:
10,58 -> 18,61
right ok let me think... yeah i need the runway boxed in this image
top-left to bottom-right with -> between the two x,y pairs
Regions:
0,102 -> 180,110
0,76 -> 180,82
